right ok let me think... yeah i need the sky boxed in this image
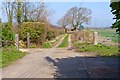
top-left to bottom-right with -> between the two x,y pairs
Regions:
0,2 -> 115,28
46,2 -> 114,28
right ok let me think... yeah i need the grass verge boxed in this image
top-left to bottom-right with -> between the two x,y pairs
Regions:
41,42 -> 52,48
0,45 -> 27,68
41,35 -> 65,48
50,35 -> 64,46
57,34 -> 69,48
74,42 -> 119,57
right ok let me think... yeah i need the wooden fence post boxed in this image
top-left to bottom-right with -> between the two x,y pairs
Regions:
15,34 -> 19,50
93,31 -> 98,45
27,33 -> 30,48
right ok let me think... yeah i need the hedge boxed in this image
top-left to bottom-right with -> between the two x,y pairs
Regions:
19,22 -> 64,47
1,23 -> 14,46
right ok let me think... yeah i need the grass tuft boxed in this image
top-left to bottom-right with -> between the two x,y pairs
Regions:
41,42 -> 52,48
57,34 -> 69,48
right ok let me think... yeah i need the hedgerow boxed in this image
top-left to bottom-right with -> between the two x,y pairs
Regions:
19,22 -> 64,48
1,22 -> 14,46
20,22 -> 46,46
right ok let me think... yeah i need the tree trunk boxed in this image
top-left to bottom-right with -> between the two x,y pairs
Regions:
64,28 -> 67,33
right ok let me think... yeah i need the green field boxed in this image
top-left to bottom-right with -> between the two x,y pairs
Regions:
95,29 -> 118,43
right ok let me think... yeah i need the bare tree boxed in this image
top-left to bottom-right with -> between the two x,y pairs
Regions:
3,0 -> 15,28
66,7 -> 78,29
0,18 -> 1,23
27,2 -> 51,23
57,14 -> 69,33
65,7 -> 92,30
3,1 -> 53,27
0,18 -> 2,28
22,2 -> 29,22
13,1 -> 29,25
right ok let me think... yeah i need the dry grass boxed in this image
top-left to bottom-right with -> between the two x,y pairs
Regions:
71,30 -> 94,45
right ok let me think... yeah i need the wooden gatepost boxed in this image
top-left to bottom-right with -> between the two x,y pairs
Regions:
15,34 -> 19,50
15,33 -> 30,49
93,31 -> 98,45
27,33 -> 30,48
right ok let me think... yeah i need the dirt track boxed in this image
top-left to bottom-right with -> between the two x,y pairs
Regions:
2,34 -> 119,78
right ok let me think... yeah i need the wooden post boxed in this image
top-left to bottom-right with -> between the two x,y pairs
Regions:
93,31 -> 98,45
80,37 -> 83,42
27,33 -> 30,48
15,34 -> 19,49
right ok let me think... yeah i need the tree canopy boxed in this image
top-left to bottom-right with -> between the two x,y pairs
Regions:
110,1 -> 120,33
57,6 -> 91,31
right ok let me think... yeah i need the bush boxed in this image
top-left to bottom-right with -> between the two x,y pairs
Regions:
45,26 -> 64,41
1,23 -> 14,46
20,22 -> 46,46
46,29 -> 56,40
19,22 -> 64,48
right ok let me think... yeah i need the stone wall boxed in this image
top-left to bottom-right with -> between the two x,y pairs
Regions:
71,30 -> 98,45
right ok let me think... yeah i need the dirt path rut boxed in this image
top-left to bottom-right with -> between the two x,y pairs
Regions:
2,34 -> 119,78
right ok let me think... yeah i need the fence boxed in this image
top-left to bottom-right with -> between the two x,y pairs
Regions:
15,31 -> 98,49
15,33 -> 30,49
